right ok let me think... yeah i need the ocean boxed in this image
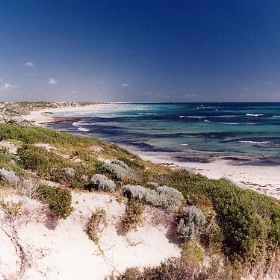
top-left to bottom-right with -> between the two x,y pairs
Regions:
48,103 -> 280,166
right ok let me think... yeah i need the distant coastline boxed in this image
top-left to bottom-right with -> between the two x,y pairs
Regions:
15,101 -> 280,200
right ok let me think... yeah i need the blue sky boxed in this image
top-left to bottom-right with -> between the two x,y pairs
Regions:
1,0 -> 280,102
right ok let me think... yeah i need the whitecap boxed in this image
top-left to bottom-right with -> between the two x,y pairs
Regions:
179,115 -> 204,119
239,140 -> 270,145
223,122 -> 239,125
246,113 -> 264,117
80,122 -> 95,126
72,121 -> 82,127
78,127 -> 90,132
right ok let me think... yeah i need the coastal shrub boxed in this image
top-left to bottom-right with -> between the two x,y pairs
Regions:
146,181 -> 159,188
64,167 -> 75,179
86,208 -> 107,253
0,151 -> 25,180
34,185 -> 72,219
111,159 -> 129,169
156,185 -> 184,212
122,184 -> 153,200
163,169 -> 280,265
0,124 -> 144,167
122,184 -> 184,212
177,206 -> 206,241
17,144 -> 94,188
0,151 -> 16,168
0,123 -> 103,147
103,160 -> 130,180
114,255 -> 232,280
121,199 -> 144,233
18,144 -> 65,181
91,174 -> 116,192
0,200 -> 22,216
181,241 -> 204,268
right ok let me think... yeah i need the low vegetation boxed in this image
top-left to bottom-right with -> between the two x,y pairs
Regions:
0,199 -> 22,216
33,185 -> 73,219
177,206 -> 206,241
1,122 -> 280,277
90,174 -> 116,192
122,184 -> 184,212
113,255 -> 232,280
121,199 -> 144,234
86,208 -> 107,253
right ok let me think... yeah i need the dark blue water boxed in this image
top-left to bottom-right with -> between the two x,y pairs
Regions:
48,103 -> 280,166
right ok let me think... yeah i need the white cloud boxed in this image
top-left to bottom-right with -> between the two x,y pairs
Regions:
48,78 -> 57,85
122,83 -> 130,87
25,61 -> 35,67
0,83 -> 18,91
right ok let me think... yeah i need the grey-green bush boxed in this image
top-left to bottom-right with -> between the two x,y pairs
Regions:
111,159 -> 129,169
156,185 -> 184,212
64,167 -> 75,179
103,160 -> 130,180
0,168 -> 20,187
177,206 -> 206,241
122,184 -> 184,212
91,174 -> 116,192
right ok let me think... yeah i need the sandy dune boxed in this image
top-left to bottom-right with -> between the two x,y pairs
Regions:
0,192 -> 180,279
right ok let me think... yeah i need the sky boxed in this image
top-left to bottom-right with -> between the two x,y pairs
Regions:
1,0 -> 280,102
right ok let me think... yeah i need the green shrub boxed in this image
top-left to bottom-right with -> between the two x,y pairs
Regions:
181,241 -> 204,268
0,200 -> 22,216
0,151 -> 24,177
114,256 -> 232,280
18,145 -> 65,181
0,123 -> 102,147
17,144 -> 94,188
34,185 -> 73,219
164,169 -> 280,264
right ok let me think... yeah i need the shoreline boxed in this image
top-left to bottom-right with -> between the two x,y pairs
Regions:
21,103 -> 280,199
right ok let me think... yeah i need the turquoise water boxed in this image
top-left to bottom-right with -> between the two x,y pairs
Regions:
49,103 -> 280,165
